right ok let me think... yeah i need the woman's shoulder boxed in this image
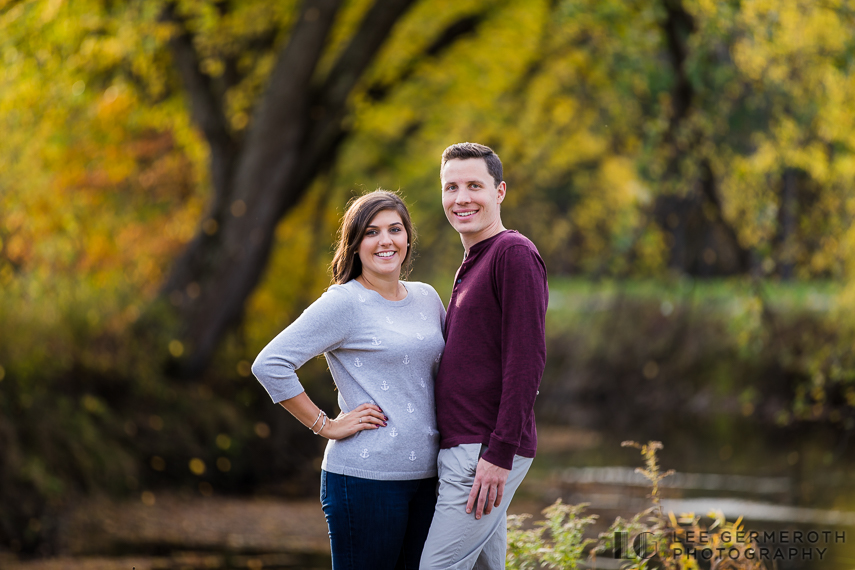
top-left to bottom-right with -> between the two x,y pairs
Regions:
290,282 -> 366,332
404,281 -> 443,303
307,281 -> 361,312
327,280 -> 356,295
404,280 -> 435,295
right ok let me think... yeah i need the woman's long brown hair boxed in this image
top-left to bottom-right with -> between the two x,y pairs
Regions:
330,190 -> 417,285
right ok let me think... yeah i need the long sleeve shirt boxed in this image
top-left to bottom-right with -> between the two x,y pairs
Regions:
435,230 -> 548,470
252,279 -> 446,480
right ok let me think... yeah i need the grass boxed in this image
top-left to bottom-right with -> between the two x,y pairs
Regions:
546,277 -> 839,316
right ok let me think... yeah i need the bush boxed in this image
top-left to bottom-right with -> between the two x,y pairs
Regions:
507,441 -> 767,570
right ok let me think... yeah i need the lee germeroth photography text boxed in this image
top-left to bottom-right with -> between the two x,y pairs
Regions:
615,529 -> 847,563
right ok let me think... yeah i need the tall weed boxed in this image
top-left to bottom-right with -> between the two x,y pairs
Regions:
507,441 -> 766,570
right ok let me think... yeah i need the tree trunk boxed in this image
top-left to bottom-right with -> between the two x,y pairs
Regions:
157,0 -> 417,375
655,0 -> 750,276
778,168 -> 799,279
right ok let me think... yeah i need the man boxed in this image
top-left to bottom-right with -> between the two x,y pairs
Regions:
421,143 -> 548,569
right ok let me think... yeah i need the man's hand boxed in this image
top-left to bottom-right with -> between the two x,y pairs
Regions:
466,457 -> 510,519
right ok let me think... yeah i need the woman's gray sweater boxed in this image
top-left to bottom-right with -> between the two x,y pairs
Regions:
252,279 -> 446,480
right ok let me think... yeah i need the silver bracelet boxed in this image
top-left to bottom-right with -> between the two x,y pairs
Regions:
309,409 -> 324,431
312,411 -> 328,435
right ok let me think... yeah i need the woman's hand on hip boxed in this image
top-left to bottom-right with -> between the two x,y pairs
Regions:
324,403 -> 387,440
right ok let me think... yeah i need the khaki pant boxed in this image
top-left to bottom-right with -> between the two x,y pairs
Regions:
419,444 -> 533,570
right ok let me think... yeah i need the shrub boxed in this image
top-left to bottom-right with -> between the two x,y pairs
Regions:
507,441 -> 767,570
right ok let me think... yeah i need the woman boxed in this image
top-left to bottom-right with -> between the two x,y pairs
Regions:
252,190 -> 445,569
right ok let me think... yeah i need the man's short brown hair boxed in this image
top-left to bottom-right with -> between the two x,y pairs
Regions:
441,142 -> 503,187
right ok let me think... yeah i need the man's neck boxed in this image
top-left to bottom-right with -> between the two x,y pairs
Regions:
461,222 -> 507,256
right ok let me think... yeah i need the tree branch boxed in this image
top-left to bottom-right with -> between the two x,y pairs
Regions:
234,0 -> 342,212
297,0 -> 418,189
318,0 -> 418,109
365,12 -> 487,102
163,1 -> 236,209
0,0 -> 24,16
661,0 -> 696,129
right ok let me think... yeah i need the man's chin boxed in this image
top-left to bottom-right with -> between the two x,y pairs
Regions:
447,220 -> 476,234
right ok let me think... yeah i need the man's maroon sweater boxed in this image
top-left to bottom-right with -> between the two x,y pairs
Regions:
435,230 -> 548,470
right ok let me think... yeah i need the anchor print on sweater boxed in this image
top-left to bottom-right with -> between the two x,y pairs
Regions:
403,355 -> 410,365
420,289 -> 428,296
408,451 -> 417,461
416,333 -> 424,340
381,380 -> 390,391
360,449 -> 370,459
372,336 -> 382,345
406,403 -> 415,413
358,293 -> 366,303
390,427 -> 398,437
420,312 -> 427,321
354,358 -> 363,368
419,378 -> 426,389
386,316 -> 394,325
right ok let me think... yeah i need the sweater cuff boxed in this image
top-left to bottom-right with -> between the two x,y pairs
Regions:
483,435 -> 518,470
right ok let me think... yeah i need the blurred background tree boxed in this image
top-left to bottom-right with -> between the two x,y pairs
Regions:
1,0 -> 855,556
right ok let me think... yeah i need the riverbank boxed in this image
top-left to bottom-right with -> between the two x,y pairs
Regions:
5,495 -> 331,570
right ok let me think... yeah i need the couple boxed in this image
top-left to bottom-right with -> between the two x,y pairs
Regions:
252,143 -> 548,569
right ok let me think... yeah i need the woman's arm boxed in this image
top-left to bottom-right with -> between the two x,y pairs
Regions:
252,286 -> 353,404
279,393 -> 387,440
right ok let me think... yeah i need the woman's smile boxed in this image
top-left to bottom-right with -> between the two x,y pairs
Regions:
358,209 -> 408,279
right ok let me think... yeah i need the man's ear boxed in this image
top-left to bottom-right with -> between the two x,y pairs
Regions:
496,181 -> 506,204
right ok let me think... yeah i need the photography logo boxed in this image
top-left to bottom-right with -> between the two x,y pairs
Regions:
614,531 -> 658,561
614,529 -> 846,564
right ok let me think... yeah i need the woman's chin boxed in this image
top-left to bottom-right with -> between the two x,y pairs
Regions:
363,266 -> 403,279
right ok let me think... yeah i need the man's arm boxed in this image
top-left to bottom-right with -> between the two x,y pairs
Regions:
469,244 -> 547,518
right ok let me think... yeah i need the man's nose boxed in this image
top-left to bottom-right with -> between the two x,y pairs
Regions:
455,189 -> 471,204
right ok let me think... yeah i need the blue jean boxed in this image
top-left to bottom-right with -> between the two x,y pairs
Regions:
320,470 -> 438,570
